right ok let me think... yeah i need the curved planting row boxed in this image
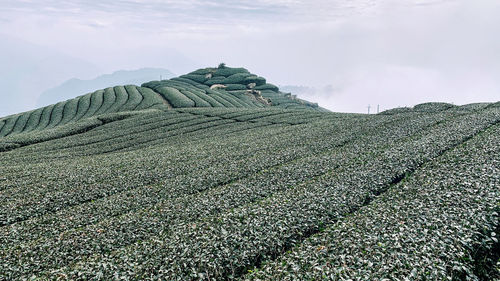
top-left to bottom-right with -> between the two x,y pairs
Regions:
143,79 -> 263,109
0,86 -> 165,137
142,65 -> 323,111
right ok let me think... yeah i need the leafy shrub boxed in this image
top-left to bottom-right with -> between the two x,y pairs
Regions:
244,76 -> 266,86
82,90 -> 104,118
255,83 -> 279,92
72,94 -> 91,122
222,73 -> 252,84
59,98 -> 79,125
37,104 -> 56,130
189,68 -> 215,75
23,108 -> 43,132
179,90 -> 211,107
110,86 -> 129,112
204,76 -> 226,85
136,87 -> 165,110
95,87 -> 116,115
156,86 -> 195,108
45,101 -> 66,129
0,115 -> 19,136
225,84 -> 247,91
413,102 -> 456,112
179,74 -> 207,84
10,111 -> 31,134
214,67 -> 249,77
121,85 -> 143,111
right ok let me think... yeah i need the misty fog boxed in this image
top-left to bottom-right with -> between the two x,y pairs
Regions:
0,0 -> 498,117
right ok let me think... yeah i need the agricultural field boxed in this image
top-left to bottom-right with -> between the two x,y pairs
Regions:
0,67 -> 499,280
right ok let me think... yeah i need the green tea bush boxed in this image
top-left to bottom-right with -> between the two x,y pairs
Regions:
379,106 -> 413,115
22,108 -> 43,132
72,94 -> 91,122
179,90 -> 211,107
10,111 -> 31,134
95,87 -> 116,115
222,73 -> 251,84
188,90 -> 224,107
156,87 -> 195,108
255,83 -> 279,92
189,68 -> 215,75
121,86 -> 143,111
45,101 -> 66,129
205,76 -> 226,85
205,90 -> 236,107
136,87 -> 166,110
244,76 -> 266,86
59,98 -> 79,125
0,115 -> 18,136
225,84 -> 247,91
413,102 -> 456,112
0,142 -> 20,152
214,67 -> 249,77
105,86 -> 128,113
37,104 -> 55,130
82,90 -> 104,118
179,74 -> 207,84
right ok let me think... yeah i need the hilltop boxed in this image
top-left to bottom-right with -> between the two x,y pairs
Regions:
0,66 -> 499,280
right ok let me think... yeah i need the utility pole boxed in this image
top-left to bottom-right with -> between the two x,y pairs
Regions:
377,104 -> 380,114
160,75 -> 162,81
367,105 -> 371,114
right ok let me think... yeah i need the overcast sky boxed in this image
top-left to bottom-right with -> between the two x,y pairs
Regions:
1,0 -> 499,115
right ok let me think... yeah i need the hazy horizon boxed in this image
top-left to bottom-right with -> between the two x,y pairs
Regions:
1,0 -> 499,117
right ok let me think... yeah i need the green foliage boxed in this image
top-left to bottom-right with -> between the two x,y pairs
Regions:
72,94 -> 91,122
179,90 -> 211,107
214,67 -> 249,77
189,68 -> 215,75
222,73 -> 252,84
156,86 -> 195,108
95,87 -> 116,115
244,75 -> 266,86
224,83 -> 247,91
0,105 -> 499,280
121,85 -> 143,111
204,76 -> 226,86
413,102 -> 456,112
37,104 -> 56,130
135,87 -> 165,110
179,74 -> 207,84
255,83 -> 279,92
105,86 -> 129,113
205,90 -> 236,107
45,101 -> 66,129
82,90 -> 104,118
10,111 -> 31,134
23,108 -> 43,132
0,115 -> 18,136
59,98 -> 79,125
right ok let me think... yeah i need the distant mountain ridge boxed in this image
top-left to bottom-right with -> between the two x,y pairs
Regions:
37,68 -> 175,107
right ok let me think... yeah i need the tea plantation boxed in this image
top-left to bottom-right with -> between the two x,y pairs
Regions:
0,66 -> 498,280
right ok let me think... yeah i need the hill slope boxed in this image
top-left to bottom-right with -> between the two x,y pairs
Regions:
0,68 -> 499,280
0,66 -> 325,140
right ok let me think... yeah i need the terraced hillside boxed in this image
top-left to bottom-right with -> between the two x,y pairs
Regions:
0,65 -> 323,139
0,69 -> 499,280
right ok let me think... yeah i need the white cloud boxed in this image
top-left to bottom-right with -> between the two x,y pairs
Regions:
0,0 -> 499,115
